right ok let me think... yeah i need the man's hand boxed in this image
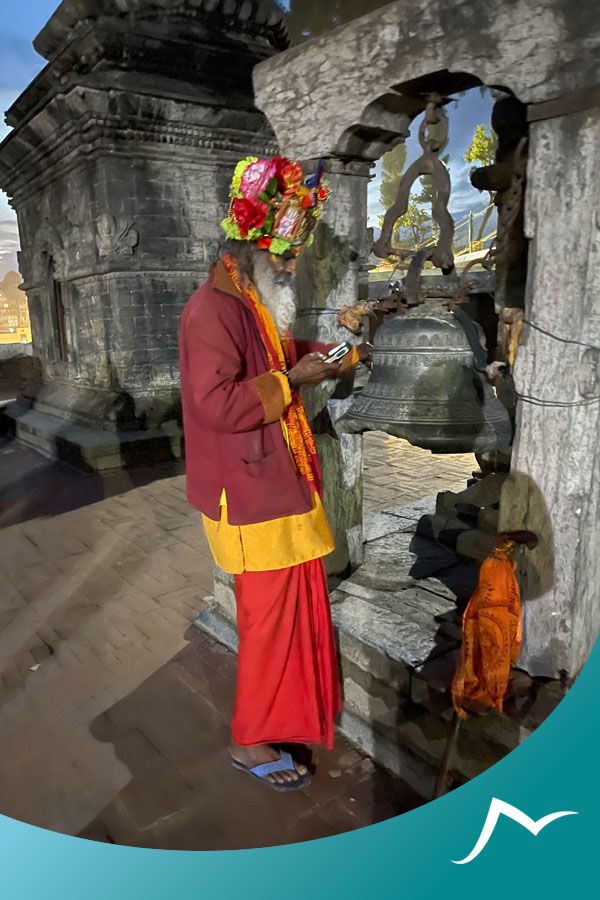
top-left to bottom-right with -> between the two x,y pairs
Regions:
287,353 -> 341,387
356,342 -> 373,366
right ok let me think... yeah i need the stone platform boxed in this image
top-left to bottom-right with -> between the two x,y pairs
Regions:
2,403 -> 182,472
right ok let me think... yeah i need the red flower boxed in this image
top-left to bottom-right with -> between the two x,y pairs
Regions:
232,197 -> 268,237
319,186 -> 331,201
271,155 -> 292,192
257,236 -> 272,250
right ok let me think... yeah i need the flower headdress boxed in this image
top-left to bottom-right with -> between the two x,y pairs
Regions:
221,155 -> 331,256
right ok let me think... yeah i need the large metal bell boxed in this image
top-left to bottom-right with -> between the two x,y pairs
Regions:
338,299 -> 512,454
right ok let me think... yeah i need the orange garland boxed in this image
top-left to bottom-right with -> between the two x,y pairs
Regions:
223,254 -> 322,491
451,538 -> 522,718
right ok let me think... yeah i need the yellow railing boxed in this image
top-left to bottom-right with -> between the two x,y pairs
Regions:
370,202 -> 497,274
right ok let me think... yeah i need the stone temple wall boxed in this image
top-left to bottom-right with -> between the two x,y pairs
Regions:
0,0 -> 286,467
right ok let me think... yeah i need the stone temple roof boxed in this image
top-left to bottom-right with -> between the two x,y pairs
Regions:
34,0 -> 290,60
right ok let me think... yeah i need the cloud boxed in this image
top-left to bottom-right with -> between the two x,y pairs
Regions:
0,206 -> 20,277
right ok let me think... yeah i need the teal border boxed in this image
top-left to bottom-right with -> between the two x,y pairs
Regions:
1,634 -> 595,900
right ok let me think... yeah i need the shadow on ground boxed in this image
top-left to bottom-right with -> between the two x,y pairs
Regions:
0,431 -> 184,529
80,626 -> 421,850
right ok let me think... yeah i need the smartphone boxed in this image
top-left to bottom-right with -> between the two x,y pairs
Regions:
322,341 -> 353,364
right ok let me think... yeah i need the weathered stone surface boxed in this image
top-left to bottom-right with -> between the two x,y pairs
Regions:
386,497 -> 437,522
460,709 -> 530,755
438,474 -> 506,511
337,709 -> 437,799
452,729 -> 511,782
254,0 -> 598,161
343,677 -> 449,766
337,631 -> 410,693
213,565 -> 237,625
522,680 -> 568,731
330,591 -> 455,669
455,529 -> 498,562
2,404 -> 181,471
294,164 -> 371,575
414,649 -> 460,696
363,512 -> 406,543
194,606 -> 239,655
342,661 -> 404,720
499,108 -> 600,678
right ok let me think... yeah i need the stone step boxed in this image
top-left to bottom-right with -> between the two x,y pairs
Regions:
1,403 -> 182,472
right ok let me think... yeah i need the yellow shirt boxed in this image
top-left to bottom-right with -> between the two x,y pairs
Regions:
202,490 -> 335,575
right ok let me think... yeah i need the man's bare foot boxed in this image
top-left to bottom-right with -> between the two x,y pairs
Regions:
230,742 -> 309,786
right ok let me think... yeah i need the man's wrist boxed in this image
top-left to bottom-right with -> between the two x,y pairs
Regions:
281,368 -> 295,389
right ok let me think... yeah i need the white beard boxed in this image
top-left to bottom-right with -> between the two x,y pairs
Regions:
252,251 -> 297,338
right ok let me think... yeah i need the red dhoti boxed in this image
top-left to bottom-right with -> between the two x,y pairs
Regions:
232,557 -> 342,749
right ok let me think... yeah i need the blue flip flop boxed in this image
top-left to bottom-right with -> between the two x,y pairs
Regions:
231,749 -> 313,792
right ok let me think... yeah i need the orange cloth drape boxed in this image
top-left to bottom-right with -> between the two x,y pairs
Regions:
232,557 -> 342,749
222,253 -> 322,492
452,540 -> 522,718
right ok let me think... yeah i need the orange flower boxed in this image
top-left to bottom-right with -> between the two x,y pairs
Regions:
282,161 -> 303,193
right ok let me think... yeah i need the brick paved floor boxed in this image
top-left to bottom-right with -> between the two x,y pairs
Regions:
0,430 -> 474,847
363,432 -> 476,514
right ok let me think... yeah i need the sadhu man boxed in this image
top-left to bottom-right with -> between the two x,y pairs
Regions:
179,155 -> 370,791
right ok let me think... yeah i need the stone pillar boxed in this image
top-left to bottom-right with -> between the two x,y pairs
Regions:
294,158 -> 372,576
499,107 -> 600,679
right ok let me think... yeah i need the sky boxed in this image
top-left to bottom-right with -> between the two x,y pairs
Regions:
0,0 -> 493,276
1,1 -> 59,276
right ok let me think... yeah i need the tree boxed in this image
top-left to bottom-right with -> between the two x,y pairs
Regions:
464,124 -> 498,242
379,142 -> 442,250
286,0 -> 393,44
379,142 -> 407,212
379,201 -> 430,250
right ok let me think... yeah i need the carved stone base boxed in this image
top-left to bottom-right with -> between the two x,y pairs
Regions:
2,402 -> 182,472
19,380 -> 182,433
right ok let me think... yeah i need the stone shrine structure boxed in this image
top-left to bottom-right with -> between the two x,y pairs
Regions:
0,0 -> 287,470
249,0 -> 600,681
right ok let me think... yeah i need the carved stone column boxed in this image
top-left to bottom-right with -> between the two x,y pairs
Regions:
499,107 -> 600,679
294,159 -> 372,575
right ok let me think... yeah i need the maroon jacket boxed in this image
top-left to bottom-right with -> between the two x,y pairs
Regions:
179,260 -> 339,526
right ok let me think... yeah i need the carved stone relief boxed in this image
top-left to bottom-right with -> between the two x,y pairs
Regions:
203,238 -> 221,265
96,214 -> 139,257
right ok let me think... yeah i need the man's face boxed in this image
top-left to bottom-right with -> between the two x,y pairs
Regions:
266,251 -> 299,286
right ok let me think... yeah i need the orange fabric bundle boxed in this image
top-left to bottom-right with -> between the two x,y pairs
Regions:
452,539 -> 522,719
223,254 -> 321,490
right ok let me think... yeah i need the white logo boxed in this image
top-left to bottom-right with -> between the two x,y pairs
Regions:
452,797 -> 578,864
